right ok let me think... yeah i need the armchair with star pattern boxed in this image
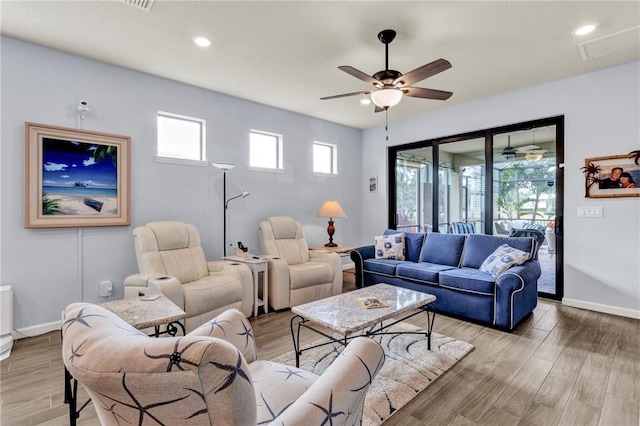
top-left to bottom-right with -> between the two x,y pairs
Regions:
61,302 -> 385,425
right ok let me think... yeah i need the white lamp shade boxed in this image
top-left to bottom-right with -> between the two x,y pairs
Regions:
370,88 -> 403,108
212,162 -> 236,171
317,200 -> 347,218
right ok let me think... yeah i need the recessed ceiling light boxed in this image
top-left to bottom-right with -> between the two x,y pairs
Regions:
573,24 -> 597,36
360,98 -> 371,105
193,36 -> 212,47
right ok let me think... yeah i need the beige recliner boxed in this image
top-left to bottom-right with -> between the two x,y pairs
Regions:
258,216 -> 342,310
62,302 -> 384,425
124,221 -> 253,332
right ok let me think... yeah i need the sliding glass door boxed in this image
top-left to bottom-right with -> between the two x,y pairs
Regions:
388,117 -> 564,299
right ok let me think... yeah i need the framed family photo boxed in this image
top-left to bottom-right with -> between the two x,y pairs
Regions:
583,154 -> 640,198
24,122 -> 131,228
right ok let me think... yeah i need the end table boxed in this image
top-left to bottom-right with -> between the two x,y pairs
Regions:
224,256 -> 269,317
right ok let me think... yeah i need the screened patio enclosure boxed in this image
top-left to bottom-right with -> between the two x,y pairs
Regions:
390,117 -> 563,298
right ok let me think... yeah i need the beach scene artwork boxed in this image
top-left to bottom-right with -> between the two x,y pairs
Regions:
41,138 -> 118,216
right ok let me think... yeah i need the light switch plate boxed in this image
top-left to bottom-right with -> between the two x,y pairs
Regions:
578,206 -> 603,217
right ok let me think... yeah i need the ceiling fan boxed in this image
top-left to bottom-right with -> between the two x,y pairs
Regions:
321,29 -> 453,112
501,133 -> 548,160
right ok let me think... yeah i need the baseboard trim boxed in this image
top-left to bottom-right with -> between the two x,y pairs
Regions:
14,320 -> 61,340
562,298 -> 640,320
342,262 -> 355,271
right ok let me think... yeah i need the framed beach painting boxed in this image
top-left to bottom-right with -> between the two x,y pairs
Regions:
582,154 -> 640,198
24,122 -> 131,228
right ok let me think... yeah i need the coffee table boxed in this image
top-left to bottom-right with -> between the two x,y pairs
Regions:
290,283 -> 436,367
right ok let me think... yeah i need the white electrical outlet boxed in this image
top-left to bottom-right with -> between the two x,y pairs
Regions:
99,280 -> 113,297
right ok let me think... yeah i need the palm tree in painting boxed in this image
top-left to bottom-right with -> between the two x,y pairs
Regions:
92,145 -> 117,166
42,192 -> 61,215
629,150 -> 640,165
580,162 -> 602,198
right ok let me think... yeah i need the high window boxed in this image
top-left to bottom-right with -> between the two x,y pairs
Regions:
156,112 -> 206,165
313,141 -> 338,175
249,130 -> 283,171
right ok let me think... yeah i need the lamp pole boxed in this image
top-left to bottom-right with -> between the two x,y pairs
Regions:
212,163 -> 236,256
222,169 -> 227,256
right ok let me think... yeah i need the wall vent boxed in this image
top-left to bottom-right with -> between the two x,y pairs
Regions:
578,26 -> 640,60
121,0 -> 155,12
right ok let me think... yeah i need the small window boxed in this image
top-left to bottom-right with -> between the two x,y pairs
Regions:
250,130 -> 283,170
157,112 -> 206,165
313,141 -> 338,175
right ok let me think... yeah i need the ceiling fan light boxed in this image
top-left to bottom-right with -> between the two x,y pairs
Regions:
526,153 -> 543,161
371,88 -> 403,108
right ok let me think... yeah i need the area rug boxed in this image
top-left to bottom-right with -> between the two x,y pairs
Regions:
270,321 -> 474,425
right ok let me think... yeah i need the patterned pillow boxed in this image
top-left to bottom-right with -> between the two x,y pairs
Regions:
374,233 -> 405,260
479,244 -> 530,277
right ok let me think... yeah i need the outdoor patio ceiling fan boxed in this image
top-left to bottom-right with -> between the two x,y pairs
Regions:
321,29 -> 453,112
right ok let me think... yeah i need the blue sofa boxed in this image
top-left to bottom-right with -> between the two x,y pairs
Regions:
350,231 -> 541,330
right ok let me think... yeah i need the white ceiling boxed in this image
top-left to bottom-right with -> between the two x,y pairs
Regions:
1,1 -> 638,129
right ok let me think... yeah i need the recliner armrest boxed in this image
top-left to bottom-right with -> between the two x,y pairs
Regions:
123,273 -> 184,309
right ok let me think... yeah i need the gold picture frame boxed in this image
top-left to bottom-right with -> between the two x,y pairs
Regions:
583,154 -> 640,198
24,122 -> 131,228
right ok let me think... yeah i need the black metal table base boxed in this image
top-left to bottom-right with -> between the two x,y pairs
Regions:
290,303 -> 436,368
63,320 -> 185,425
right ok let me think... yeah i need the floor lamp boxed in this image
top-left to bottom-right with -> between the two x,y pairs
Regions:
213,163 -> 250,256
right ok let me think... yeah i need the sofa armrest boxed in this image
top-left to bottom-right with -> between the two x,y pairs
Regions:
350,245 -> 375,289
123,273 -> 184,309
188,308 -> 257,363
270,337 -> 384,425
495,260 -> 542,328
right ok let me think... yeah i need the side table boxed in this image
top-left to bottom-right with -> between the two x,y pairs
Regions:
224,255 -> 269,317
310,245 -> 356,254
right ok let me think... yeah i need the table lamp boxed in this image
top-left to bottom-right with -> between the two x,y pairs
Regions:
317,200 -> 347,247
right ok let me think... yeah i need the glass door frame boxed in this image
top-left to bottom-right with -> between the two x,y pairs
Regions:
387,116 -> 564,300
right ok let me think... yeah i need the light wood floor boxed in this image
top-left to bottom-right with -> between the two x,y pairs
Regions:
1,272 -> 639,425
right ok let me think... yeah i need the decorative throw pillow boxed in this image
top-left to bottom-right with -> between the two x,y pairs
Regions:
479,244 -> 530,277
374,233 -> 405,260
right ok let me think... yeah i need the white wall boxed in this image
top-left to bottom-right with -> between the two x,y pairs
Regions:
0,37 -> 361,332
361,61 -> 640,318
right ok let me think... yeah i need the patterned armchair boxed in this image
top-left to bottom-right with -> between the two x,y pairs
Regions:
124,221 -> 254,332
62,303 -> 384,425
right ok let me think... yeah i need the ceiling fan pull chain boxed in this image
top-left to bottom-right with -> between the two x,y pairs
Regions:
385,108 -> 389,142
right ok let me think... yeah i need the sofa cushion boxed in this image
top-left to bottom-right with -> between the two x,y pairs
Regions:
461,234 -> 534,269
396,262 -> 456,284
375,233 -> 405,260
439,267 -> 497,295
363,258 -> 404,276
419,233 -> 466,267
384,230 -> 425,262
479,244 -> 530,277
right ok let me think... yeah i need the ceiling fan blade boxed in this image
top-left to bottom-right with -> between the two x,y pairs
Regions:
338,66 -> 379,85
515,145 -> 542,152
393,59 -> 452,87
403,87 -> 453,100
321,90 -> 371,100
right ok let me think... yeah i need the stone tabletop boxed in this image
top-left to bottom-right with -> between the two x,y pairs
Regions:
291,283 -> 436,335
99,294 -> 186,330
